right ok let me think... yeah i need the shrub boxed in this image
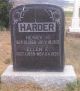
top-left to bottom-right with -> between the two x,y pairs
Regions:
0,0 -> 11,29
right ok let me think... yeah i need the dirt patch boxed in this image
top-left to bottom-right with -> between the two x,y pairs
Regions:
65,37 -> 80,78
0,31 -> 11,75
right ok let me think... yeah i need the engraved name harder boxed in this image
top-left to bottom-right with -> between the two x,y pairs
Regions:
18,22 -> 56,32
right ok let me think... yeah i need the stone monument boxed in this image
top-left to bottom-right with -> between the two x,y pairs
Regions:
1,3 -> 76,91
68,0 -> 80,37
10,5 -> 64,71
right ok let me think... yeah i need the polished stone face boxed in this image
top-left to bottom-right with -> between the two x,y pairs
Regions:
10,4 -> 64,71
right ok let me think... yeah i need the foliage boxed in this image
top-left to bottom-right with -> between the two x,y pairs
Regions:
66,80 -> 80,91
64,11 -> 73,17
0,0 -> 11,29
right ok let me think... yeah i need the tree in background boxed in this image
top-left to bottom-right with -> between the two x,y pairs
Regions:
0,0 -> 11,29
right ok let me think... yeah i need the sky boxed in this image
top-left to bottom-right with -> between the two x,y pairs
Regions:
64,0 -> 74,1
65,0 -> 74,1
63,0 -> 80,2
65,0 -> 80,1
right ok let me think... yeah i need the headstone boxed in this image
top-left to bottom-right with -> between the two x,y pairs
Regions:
69,0 -> 80,32
10,4 -> 64,71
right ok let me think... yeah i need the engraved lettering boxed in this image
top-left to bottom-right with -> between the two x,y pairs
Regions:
18,23 -> 56,32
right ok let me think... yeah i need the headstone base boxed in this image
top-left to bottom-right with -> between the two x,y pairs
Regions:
1,65 -> 76,91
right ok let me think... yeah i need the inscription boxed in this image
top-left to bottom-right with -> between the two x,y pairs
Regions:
18,23 -> 56,32
16,40 -> 59,45
16,52 -> 59,56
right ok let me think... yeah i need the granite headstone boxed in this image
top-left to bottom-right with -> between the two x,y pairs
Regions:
10,4 -> 64,71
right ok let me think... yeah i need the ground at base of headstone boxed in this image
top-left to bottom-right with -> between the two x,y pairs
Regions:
1,83 -> 66,91
1,80 -> 80,91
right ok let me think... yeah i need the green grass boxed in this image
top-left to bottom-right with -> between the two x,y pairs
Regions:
64,11 -> 80,17
65,11 -> 73,17
66,80 -> 80,91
